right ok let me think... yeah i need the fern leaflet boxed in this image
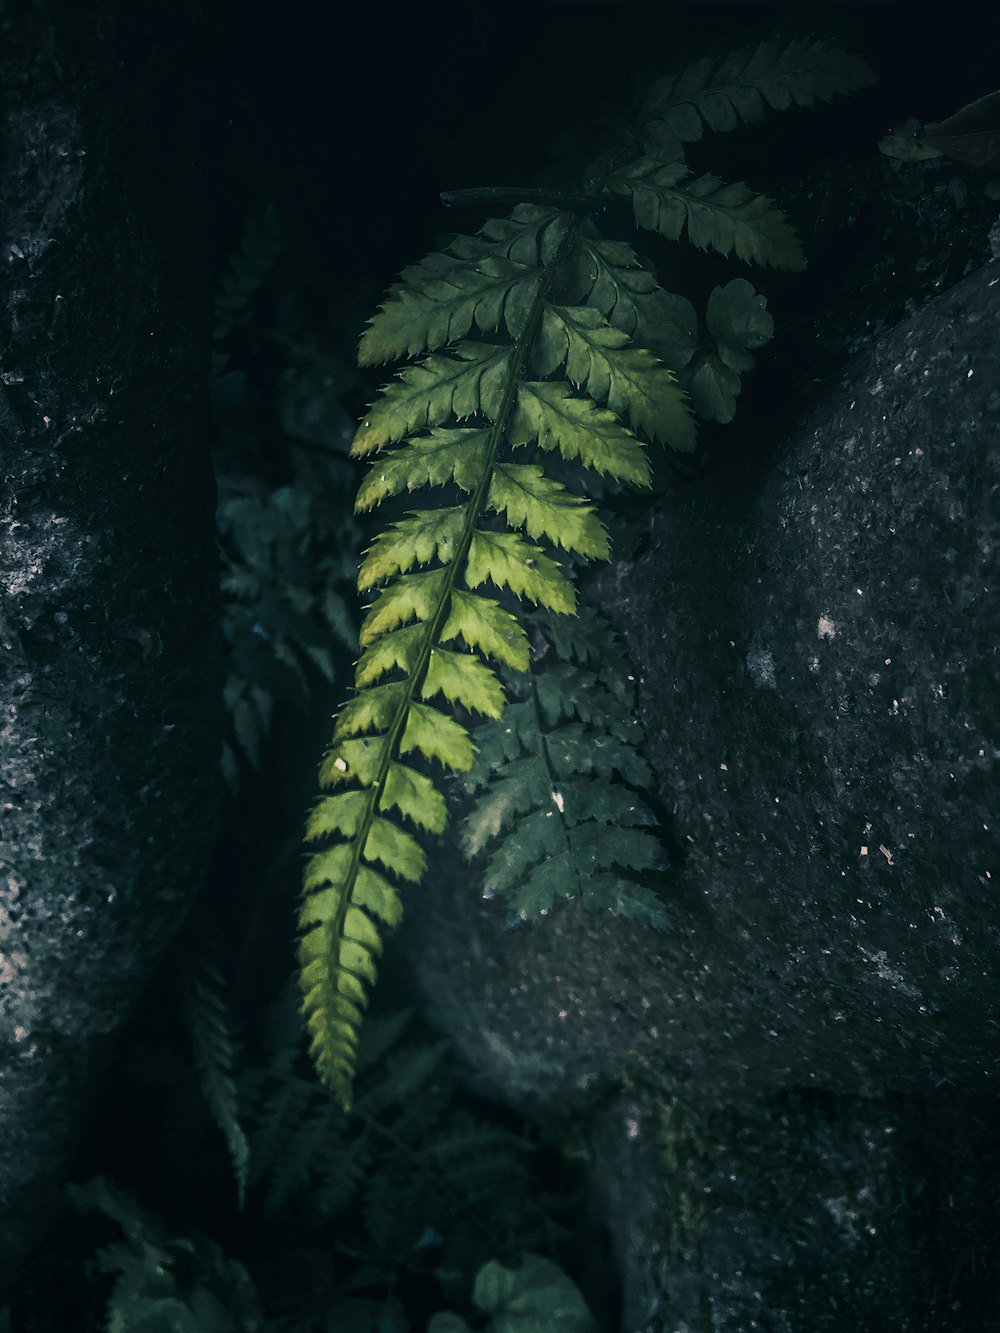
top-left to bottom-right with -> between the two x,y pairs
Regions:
608,160 -> 806,270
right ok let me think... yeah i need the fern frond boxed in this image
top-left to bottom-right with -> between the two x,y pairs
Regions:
72,1178 -> 260,1332
461,609 -> 669,929
639,36 -> 877,155
302,204 -> 681,1103
244,992 -> 454,1233
301,204 -> 648,1107
610,160 -> 806,270
247,1076 -> 316,1194
300,40 -> 874,1101
219,464 -> 359,788
261,1083 -> 339,1215
213,206 -> 281,342
176,920 -> 250,1209
362,1114 -> 533,1258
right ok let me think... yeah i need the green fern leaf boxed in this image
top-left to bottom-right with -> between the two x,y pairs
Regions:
611,159 -> 806,270
565,234 -> 699,372
640,37 -> 877,154
461,610 -> 669,930
465,530 -> 577,613
422,646 -> 508,718
401,701 -> 476,769
488,464 -> 610,558
353,344 -> 513,456
301,209 -> 607,1106
509,381 -> 654,482
441,589 -> 531,672
535,304 -> 696,446
358,508 -> 466,588
359,252 -> 542,365
380,761 -> 449,834
452,203 -> 573,266
360,568 -> 449,643
318,735 -> 386,786
355,428 -> 490,509
355,623 -> 426,689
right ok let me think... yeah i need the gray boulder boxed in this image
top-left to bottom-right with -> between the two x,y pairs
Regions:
406,235 -> 999,1327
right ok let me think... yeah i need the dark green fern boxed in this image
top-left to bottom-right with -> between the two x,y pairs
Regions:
461,607 -> 668,928
242,990 -> 555,1277
69,1177 -> 259,1332
299,36 -> 876,1107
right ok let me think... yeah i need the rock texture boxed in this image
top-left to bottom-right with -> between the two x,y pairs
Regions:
0,2 -> 218,1286
406,235 -> 999,1326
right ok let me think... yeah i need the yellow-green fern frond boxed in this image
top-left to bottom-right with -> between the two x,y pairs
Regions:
299,203 -> 665,1108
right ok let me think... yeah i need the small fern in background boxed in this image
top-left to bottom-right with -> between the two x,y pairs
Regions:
461,606 -> 668,928
299,35 -> 875,1107
213,206 -> 283,349
175,910 -> 250,1209
69,983 -> 570,1332
242,987 -> 560,1273
218,455 -> 359,788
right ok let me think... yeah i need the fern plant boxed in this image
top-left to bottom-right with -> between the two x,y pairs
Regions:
461,606 -> 668,928
244,987 -> 554,1264
69,1177 -> 260,1332
174,910 -> 250,1209
218,457 -> 358,788
300,36 -> 875,1107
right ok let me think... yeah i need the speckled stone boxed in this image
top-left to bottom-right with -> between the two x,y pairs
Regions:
411,251 -> 998,1108
0,3 -> 218,1287
405,242 -> 999,1329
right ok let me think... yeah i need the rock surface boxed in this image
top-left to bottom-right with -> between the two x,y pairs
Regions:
406,237 -> 999,1325
0,1 -> 218,1286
